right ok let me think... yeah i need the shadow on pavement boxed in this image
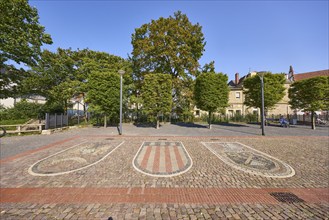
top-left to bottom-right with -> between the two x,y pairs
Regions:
171,122 -> 208,128
211,123 -> 261,136
133,123 -> 156,128
213,122 -> 249,127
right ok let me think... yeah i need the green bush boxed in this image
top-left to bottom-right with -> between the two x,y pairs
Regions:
230,114 -> 245,122
245,113 -> 258,123
0,100 -> 44,121
0,119 -> 29,125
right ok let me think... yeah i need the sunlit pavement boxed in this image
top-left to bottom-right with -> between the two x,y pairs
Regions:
0,124 -> 328,219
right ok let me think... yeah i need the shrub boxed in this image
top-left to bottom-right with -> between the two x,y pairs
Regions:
0,100 -> 44,120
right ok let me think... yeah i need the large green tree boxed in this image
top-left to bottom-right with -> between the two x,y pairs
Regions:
243,72 -> 286,112
131,11 -> 205,116
86,71 -> 120,127
141,74 -> 172,129
0,0 -> 52,98
22,48 -> 130,115
289,76 -> 329,129
71,49 -> 132,118
22,48 -> 79,113
194,72 -> 229,129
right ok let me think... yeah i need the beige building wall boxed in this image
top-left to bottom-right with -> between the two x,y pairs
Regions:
226,88 -> 245,116
195,74 -> 294,118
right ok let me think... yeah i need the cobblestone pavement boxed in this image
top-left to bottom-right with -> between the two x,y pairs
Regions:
0,124 -> 328,219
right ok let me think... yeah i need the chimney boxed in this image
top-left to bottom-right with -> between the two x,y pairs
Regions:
235,73 -> 239,85
288,65 -> 294,81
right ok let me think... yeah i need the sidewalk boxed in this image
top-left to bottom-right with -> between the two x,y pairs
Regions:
0,124 -> 328,219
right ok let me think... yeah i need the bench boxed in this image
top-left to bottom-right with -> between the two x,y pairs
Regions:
265,118 -> 279,126
265,118 -> 289,127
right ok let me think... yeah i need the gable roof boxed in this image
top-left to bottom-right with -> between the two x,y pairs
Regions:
294,69 -> 329,81
228,75 -> 248,87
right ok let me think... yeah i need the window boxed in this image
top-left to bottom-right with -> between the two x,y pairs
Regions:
196,110 -> 200,116
235,92 -> 240,98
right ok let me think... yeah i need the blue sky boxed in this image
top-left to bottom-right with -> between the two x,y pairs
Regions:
31,0 -> 328,81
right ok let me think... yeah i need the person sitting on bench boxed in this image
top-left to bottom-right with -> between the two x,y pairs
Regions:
279,116 -> 289,127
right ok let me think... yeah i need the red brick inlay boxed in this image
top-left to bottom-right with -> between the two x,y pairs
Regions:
0,136 -> 80,164
152,146 -> 161,173
173,145 -> 184,169
140,145 -> 152,169
165,145 -> 172,173
1,187 -> 328,205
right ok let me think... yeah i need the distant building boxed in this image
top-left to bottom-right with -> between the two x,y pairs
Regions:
225,71 -> 293,117
288,66 -> 329,116
0,95 -> 46,108
288,66 -> 329,82
194,66 -> 329,118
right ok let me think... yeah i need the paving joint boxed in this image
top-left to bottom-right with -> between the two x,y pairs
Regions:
0,125 -> 328,218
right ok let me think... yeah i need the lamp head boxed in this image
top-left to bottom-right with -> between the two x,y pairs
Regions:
118,70 -> 125,75
257,71 -> 266,78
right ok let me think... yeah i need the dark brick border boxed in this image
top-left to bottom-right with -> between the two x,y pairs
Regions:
1,187 -> 328,205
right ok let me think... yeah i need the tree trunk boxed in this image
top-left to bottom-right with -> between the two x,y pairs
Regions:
136,103 -> 139,123
84,103 -> 88,123
64,100 -> 68,115
104,115 -> 107,128
311,111 -> 315,130
82,94 -> 88,123
208,111 -> 212,129
156,114 -> 160,129
156,118 -> 160,129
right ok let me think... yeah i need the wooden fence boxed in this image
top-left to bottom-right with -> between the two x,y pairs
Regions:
0,124 -> 44,135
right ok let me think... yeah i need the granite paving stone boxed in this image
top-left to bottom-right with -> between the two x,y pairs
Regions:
0,124 -> 328,219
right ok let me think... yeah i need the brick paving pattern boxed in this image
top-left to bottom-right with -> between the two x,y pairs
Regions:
133,142 -> 192,177
201,142 -> 295,178
0,124 -> 328,219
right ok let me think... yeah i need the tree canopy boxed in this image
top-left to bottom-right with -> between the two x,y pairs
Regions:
131,11 -> 205,78
141,73 -> 172,129
22,48 -> 130,114
289,76 -> 329,129
0,0 -> 52,66
86,71 -> 121,126
131,11 -> 205,118
243,72 -> 286,111
0,0 -> 52,98
194,72 -> 229,128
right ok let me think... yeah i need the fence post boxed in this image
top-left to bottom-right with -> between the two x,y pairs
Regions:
54,114 -> 57,129
18,125 -> 21,135
61,113 -> 63,128
45,113 -> 49,130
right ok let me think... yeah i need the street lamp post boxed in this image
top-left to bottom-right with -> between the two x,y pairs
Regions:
257,71 -> 266,136
76,101 -> 80,125
118,70 -> 125,135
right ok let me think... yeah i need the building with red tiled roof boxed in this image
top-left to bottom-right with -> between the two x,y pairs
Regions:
288,66 -> 329,82
194,66 -> 328,119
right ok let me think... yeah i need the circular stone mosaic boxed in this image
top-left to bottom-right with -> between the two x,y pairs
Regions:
28,140 -> 124,176
133,142 -> 193,177
201,142 -> 295,178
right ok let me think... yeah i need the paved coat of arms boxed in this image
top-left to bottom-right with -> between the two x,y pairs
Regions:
29,140 -> 124,176
133,142 -> 193,177
202,142 -> 295,178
